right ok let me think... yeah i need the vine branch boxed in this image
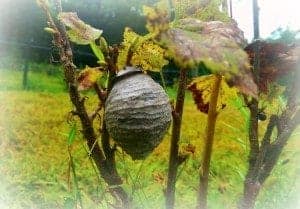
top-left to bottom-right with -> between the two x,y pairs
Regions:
166,68 -> 188,209
38,1 -> 130,208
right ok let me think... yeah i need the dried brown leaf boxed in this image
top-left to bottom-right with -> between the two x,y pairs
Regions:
160,18 -> 257,97
77,66 -> 103,91
245,41 -> 300,93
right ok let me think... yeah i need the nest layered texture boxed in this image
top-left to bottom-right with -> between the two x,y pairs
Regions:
105,73 -> 172,160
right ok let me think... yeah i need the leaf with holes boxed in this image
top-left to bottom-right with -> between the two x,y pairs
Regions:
145,12 -> 257,97
188,75 -> 239,114
143,4 -> 169,35
117,27 -> 141,70
117,27 -> 168,72
131,41 -> 168,72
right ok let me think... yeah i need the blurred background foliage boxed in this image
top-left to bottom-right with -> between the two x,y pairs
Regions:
0,0 -> 155,65
0,0 -> 298,87
0,0 -> 298,64
0,0 -> 217,87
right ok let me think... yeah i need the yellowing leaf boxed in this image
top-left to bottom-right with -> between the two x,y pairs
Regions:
143,2 -> 257,97
160,20 -> 248,73
188,75 -> 239,113
151,16 -> 257,97
77,66 -> 103,91
259,83 -> 286,115
117,27 -> 168,72
117,27 -> 140,70
143,5 -> 169,35
172,0 -> 230,22
132,41 -> 168,72
58,12 -> 102,45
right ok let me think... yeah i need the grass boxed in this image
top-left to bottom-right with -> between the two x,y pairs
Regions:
0,66 -> 66,93
0,68 -> 299,209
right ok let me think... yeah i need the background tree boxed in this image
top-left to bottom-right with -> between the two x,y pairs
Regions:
267,27 -> 300,45
0,0 -> 151,65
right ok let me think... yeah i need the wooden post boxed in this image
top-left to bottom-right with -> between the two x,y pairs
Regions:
22,62 -> 29,90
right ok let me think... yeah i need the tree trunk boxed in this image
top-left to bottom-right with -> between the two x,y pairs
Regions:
229,0 -> 233,18
252,0 -> 260,40
222,0 -> 228,14
240,180 -> 261,209
22,62 -> 29,90
239,1 -> 261,208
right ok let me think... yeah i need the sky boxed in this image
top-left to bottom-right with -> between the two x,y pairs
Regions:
231,0 -> 300,41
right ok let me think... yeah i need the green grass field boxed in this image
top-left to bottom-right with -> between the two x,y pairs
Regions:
0,68 -> 299,209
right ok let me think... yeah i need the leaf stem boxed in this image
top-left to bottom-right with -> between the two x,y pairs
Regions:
160,69 -> 167,90
197,74 -> 222,209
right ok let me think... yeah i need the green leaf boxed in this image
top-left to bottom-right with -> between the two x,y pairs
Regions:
58,12 -> 102,45
44,27 -> 56,34
90,41 -> 105,64
68,123 -> 77,146
99,37 -> 109,55
259,83 -> 287,115
230,95 -> 250,131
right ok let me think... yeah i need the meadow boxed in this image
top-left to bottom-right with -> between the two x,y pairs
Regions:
0,67 -> 299,209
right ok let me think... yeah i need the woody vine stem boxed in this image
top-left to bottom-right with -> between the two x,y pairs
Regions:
166,68 -> 188,209
239,0 -> 300,208
38,0 -> 131,208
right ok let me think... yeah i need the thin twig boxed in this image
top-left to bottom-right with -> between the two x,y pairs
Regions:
94,83 -> 107,102
89,104 -> 102,121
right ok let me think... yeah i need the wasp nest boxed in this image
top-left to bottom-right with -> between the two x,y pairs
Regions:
105,67 -> 172,159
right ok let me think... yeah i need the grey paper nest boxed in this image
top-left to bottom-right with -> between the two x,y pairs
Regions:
105,67 -> 172,160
